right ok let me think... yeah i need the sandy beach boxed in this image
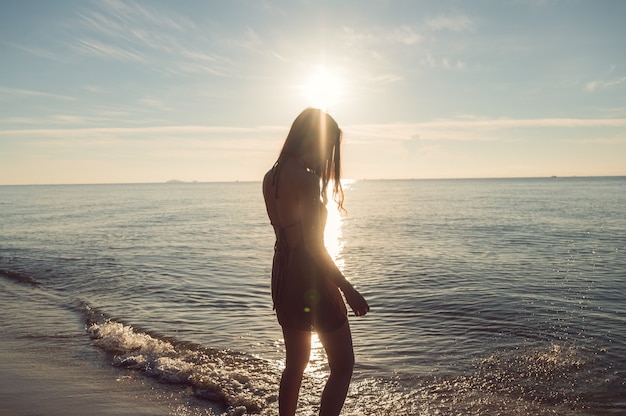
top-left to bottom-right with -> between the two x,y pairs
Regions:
0,338 -> 162,416
0,279 -> 219,416
0,334 -> 224,416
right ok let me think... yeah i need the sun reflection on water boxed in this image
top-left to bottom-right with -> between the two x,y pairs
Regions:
323,179 -> 353,273
305,333 -> 326,375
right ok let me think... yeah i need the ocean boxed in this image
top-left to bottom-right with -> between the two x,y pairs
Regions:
1,177 -> 625,415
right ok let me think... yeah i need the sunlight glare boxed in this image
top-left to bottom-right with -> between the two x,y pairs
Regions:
305,332 -> 326,375
324,180 -> 354,273
302,66 -> 343,111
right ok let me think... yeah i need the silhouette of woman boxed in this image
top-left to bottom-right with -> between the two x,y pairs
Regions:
263,108 -> 370,416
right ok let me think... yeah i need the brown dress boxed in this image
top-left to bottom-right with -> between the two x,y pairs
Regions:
271,204 -> 348,333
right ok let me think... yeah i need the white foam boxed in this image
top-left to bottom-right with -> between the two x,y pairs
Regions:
87,319 -> 279,414
88,321 -> 175,355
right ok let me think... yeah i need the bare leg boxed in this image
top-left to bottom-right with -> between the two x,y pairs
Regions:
318,321 -> 355,416
280,327 -> 311,416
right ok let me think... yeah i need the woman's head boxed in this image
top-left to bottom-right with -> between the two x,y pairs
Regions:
280,108 -> 344,210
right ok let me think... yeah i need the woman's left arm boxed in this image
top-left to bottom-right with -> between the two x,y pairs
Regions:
298,174 -> 370,317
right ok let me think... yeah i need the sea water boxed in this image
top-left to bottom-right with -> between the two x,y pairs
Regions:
1,177 -> 625,415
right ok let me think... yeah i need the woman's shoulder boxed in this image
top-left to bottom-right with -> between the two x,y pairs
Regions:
262,169 -> 273,194
262,168 -> 274,186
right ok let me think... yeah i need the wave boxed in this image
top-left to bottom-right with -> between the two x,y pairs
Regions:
1,266 -> 619,415
80,300 -> 604,415
0,268 -> 41,286
81,302 -> 279,415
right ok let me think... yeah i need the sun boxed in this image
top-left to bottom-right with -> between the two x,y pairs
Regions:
302,66 -> 343,111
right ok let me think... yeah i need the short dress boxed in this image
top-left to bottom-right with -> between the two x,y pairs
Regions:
271,205 -> 348,333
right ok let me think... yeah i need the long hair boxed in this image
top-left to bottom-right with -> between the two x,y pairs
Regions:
278,108 -> 345,211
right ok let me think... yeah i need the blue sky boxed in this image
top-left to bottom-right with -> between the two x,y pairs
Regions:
1,0 -> 625,184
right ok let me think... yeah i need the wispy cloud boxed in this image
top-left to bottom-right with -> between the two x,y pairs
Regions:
71,1 -> 233,76
565,136 -> 626,145
420,117 -> 626,129
82,85 -> 107,94
49,115 -> 94,125
403,134 -> 441,159
584,65 -> 626,92
0,117 -> 42,125
366,73 -> 404,85
338,24 -> 423,83
96,0 -> 194,32
345,117 -> 626,143
0,124 -> 284,139
342,24 -> 422,48
0,86 -> 75,101
2,41 -> 59,61
220,26 -> 264,50
341,20 -> 474,75
389,25 -> 422,45
1,112 -> 129,127
136,97 -> 174,112
4,117 -> 623,143
72,38 -> 145,61
421,54 -> 468,70
425,14 -> 475,32
585,76 -> 626,92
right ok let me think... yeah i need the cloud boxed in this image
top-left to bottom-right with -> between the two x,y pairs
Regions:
73,38 -> 145,62
402,135 -> 439,159
96,0 -> 193,32
342,24 -> 422,47
585,77 -> 626,92
421,54 -> 468,70
221,26 -> 264,50
2,42 -> 59,61
0,117 -> 42,125
0,124 -> 285,139
136,97 -> 174,112
425,15 -> 475,32
344,117 -> 626,144
390,25 -> 421,45
420,117 -> 626,129
565,136 -> 626,145
49,115 -> 93,125
0,86 -> 75,101
366,73 -> 404,85
72,1 -> 237,76
4,117 -> 623,142
83,85 -> 106,93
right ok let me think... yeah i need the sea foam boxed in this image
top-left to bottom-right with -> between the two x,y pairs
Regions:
87,318 -> 279,414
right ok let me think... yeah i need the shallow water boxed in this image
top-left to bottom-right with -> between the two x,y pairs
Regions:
1,177 -> 625,415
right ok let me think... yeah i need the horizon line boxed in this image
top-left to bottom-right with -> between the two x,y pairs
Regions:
1,174 -> 625,187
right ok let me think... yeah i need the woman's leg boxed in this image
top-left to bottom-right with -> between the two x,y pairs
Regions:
317,321 -> 355,416
280,327 -> 311,416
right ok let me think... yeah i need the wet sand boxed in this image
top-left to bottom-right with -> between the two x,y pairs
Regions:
0,279 -> 220,416
0,342 -> 155,415
0,337 -> 222,416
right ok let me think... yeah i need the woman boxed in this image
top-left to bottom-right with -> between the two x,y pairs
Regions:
262,108 -> 370,416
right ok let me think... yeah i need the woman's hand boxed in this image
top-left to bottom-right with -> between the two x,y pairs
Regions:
341,283 -> 370,317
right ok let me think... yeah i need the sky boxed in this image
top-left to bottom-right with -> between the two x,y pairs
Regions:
1,0 -> 625,185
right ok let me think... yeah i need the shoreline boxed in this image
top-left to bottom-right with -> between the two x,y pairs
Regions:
0,279 -> 220,416
0,338 -> 189,416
